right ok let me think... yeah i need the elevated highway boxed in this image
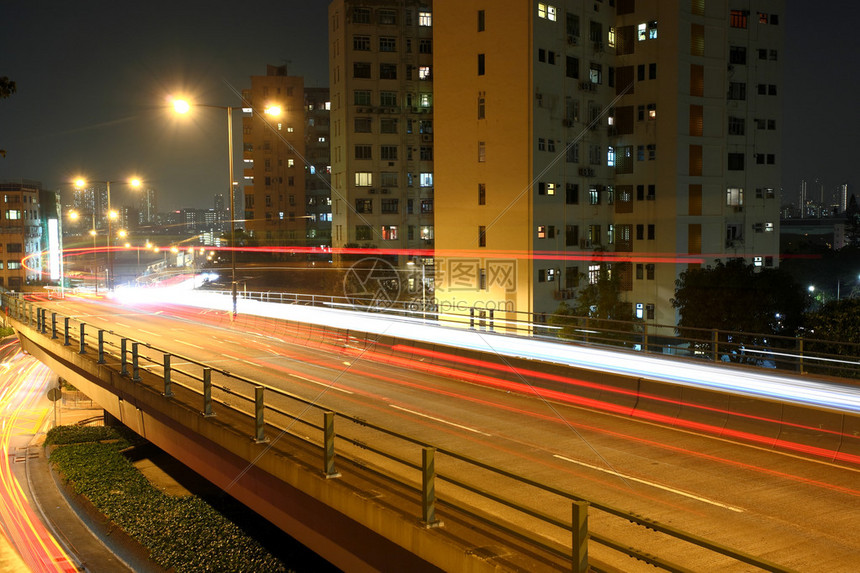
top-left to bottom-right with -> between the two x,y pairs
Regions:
5,291 -> 860,572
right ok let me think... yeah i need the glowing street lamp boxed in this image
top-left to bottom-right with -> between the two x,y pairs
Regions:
172,97 -> 284,319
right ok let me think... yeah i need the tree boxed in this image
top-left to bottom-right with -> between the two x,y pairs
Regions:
672,259 -> 808,358
0,76 -> 15,158
572,264 -> 632,320
803,298 -> 860,378
846,194 -> 860,246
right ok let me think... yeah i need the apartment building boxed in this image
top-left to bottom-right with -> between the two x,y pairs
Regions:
433,1 -> 784,326
328,0 -> 436,267
305,87 -> 333,248
0,180 -> 46,289
242,64 -> 307,245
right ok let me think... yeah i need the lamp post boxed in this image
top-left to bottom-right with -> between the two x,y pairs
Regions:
74,177 -> 141,291
172,99 -> 282,320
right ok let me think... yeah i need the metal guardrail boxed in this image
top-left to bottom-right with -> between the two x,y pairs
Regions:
202,287 -> 860,380
4,293 -> 798,572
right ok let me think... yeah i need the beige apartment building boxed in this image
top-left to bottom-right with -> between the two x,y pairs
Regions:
242,65 -> 308,245
328,0 -> 436,273
433,1 -> 784,327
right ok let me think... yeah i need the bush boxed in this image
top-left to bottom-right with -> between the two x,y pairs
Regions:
48,426 -> 290,572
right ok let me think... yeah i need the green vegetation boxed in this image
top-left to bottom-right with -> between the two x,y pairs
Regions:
0,327 -> 13,338
47,425 -> 292,572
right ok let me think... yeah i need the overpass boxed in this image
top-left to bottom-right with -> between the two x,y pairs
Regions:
6,292 -> 856,572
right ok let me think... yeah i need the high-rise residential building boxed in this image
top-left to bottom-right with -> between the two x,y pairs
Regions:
304,87 -> 333,248
328,0 -> 436,264
137,186 -> 158,226
433,1 -> 784,327
0,180 -> 45,289
241,64 -> 307,246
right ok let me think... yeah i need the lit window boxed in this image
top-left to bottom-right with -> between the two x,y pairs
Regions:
381,225 -> 398,240
726,187 -> 744,206
546,182 -> 555,195
538,3 -> 557,21
588,264 -> 600,284
287,159 -> 295,167
418,66 -> 432,80
421,225 -> 434,240
287,126 -> 294,132
608,27 -> 616,47
649,21 -> 658,39
765,222 -> 774,232
537,225 -> 547,239
318,137 -> 326,143
6,210 -> 21,220
638,23 -> 647,41
754,256 -> 763,267
419,11 -> 432,26
420,173 -> 433,187
607,146 -> 615,167
355,172 -> 373,187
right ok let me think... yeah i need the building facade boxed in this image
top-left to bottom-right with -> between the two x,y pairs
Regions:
433,1 -> 784,326
328,0 -> 436,266
0,180 -> 45,289
242,64 -> 308,245
305,87 -> 333,248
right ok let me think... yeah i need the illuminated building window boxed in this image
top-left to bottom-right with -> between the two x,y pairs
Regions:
355,199 -> 372,213
537,225 -> 547,239
537,4 -> 557,21
730,10 -> 748,29
419,11 -> 432,26
607,146 -> 615,167
419,66 -> 432,80
478,141 -> 486,162
421,225 -> 434,240
420,92 -> 432,107
588,264 -> 600,284
420,173 -> 433,187
726,187 -> 744,206
355,172 -> 372,187
381,225 -> 398,240
287,159 -> 295,167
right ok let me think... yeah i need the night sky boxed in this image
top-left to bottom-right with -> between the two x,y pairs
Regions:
1,1 -> 858,211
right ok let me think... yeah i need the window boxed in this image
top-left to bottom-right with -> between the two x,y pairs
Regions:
421,225 -> 434,240
649,62 -> 657,79
380,145 -> 397,160
647,144 -> 656,160
355,172 -> 373,187
726,187 -> 744,206
379,91 -> 397,106
478,53 -> 485,75
419,66 -> 432,80
353,8 -> 370,24
636,224 -> 644,241
6,210 -> 21,220
379,37 -> 396,51
420,146 -> 433,160
420,173 -> 433,187
588,187 -> 600,205
478,92 -> 486,119
588,144 -> 601,165
381,225 -> 398,240
588,264 -> 600,284
354,36 -> 370,51
420,199 -> 433,214
567,12 -> 580,37
589,63 -> 602,84
728,82 -> 746,101
354,90 -> 371,105
478,183 -> 486,205
381,199 -> 399,213
478,9 -> 485,32
728,116 -> 745,135
647,103 -> 656,119
649,21 -> 657,39
355,145 -> 372,160
380,172 -> 398,187
566,225 -> 579,247
380,63 -> 397,80
729,46 -> 747,65
355,199 -> 372,214
419,39 -> 432,53
566,183 -> 578,204
419,11 -> 432,26
647,224 -> 655,240
728,153 -> 745,171
478,226 -> 487,247
478,141 -> 486,162
566,56 -> 579,79
7,261 -> 21,270
379,9 -> 396,25
538,138 -> 546,151
566,142 -> 579,163
607,146 -> 615,167
380,118 -> 398,133
538,3 -> 557,21
353,62 -> 371,78
730,10 -> 748,29
355,117 -> 370,133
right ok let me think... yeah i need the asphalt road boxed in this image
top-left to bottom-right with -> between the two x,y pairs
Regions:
30,295 -> 860,572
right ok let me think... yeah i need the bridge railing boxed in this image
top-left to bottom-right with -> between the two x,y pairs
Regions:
4,293 -> 799,572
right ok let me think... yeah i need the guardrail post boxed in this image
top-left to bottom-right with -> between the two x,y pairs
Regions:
163,354 -> 173,397
202,368 -> 214,417
63,317 -> 71,346
323,411 -> 341,479
132,342 -> 141,381
36,307 -> 42,332
254,386 -> 267,443
712,330 -> 719,362
41,309 -> 48,334
572,501 -> 589,573
421,447 -> 441,528
28,302 -> 34,327
797,337 -> 804,374
121,339 -> 129,376
51,313 -> 58,339
79,324 -> 86,354
97,330 -> 106,363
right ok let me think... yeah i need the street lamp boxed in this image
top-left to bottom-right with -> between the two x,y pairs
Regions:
74,177 -> 141,290
172,98 -> 282,319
